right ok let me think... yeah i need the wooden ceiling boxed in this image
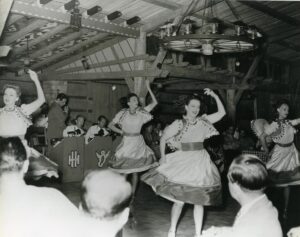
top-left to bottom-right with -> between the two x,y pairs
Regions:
1,0 -> 300,74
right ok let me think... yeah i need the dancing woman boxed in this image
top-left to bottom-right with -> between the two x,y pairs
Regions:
108,80 -> 158,196
0,69 -> 58,178
142,89 -> 226,237
252,99 -> 300,219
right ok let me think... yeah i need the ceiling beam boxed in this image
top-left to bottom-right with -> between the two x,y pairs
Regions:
276,40 -> 300,53
160,64 -> 232,83
56,54 -> 154,74
0,0 -> 14,38
164,83 -> 255,90
43,36 -> 127,71
10,1 -> 139,38
142,0 -> 211,32
12,24 -> 69,55
6,14 -> 23,26
3,19 -> 48,45
39,69 -> 169,81
32,34 -> 125,70
0,69 -> 168,81
238,1 -> 300,27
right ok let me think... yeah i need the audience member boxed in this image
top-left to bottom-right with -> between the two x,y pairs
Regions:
85,115 -> 110,144
46,93 -> 69,144
80,170 -> 132,236
0,137 -> 79,237
202,154 -> 282,237
63,114 -> 85,137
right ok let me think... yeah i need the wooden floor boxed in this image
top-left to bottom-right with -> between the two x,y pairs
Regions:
29,177 -> 300,237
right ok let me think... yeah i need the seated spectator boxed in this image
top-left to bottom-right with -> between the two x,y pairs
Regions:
202,154 -> 282,237
0,137 -> 80,237
0,137 -> 126,237
80,170 -> 131,236
238,129 -> 255,151
85,115 -> 110,144
63,115 -> 86,137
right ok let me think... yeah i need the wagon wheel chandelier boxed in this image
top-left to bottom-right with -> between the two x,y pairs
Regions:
159,0 -> 264,55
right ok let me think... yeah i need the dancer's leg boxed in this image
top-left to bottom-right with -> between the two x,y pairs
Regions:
169,202 -> 184,235
193,205 -> 204,236
131,172 -> 138,196
283,186 -> 290,219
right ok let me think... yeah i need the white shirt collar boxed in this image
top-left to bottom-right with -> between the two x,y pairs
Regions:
235,194 -> 266,222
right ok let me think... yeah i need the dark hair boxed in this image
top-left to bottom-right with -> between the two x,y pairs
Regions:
3,84 -> 22,97
76,114 -> 85,121
228,154 -> 268,191
273,99 -> 290,119
56,93 -> 68,102
184,94 -> 206,116
97,115 -> 107,122
127,93 -> 138,103
0,137 -> 27,174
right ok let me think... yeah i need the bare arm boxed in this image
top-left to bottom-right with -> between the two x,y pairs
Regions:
204,88 -> 226,124
159,135 -> 167,164
23,70 -> 46,115
290,118 -> 300,126
144,79 -> 158,112
108,122 -> 123,135
259,133 -> 270,153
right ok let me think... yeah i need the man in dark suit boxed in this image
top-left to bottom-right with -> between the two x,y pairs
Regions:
46,93 -> 69,145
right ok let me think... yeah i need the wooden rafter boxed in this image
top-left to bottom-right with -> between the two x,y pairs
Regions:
0,69 -> 168,81
160,64 -> 232,83
32,34 -> 125,70
239,1 -> 300,27
276,40 -> 300,53
3,19 -> 48,45
142,0 -> 211,32
55,54 -> 154,74
10,1 -> 139,38
12,24 -> 69,56
44,36 -> 127,71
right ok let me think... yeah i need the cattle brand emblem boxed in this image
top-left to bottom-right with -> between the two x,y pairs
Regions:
68,150 -> 80,168
96,150 -> 111,167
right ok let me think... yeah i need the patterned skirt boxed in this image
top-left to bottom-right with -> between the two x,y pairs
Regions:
141,149 -> 222,205
267,143 -> 300,186
109,135 -> 158,174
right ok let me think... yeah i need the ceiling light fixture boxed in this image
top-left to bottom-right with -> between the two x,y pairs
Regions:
160,0 -> 263,55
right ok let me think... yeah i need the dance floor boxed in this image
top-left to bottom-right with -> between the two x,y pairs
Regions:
30,177 -> 300,237
44,180 -> 239,237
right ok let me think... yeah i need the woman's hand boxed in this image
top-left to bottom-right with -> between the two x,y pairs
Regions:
28,69 -> 39,82
204,88 -> 217,98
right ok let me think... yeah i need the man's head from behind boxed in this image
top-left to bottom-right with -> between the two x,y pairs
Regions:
227,154 -> 268,201
80,170 -> 131,228
0,137 -> 29,176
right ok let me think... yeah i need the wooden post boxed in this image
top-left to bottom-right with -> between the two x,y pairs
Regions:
226,89 -> 237,123
133,30 -> 147,106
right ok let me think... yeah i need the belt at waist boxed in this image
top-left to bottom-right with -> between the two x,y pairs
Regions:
123,132 -> 140,137
181,142 -> 204,151
276,142 -> 293,147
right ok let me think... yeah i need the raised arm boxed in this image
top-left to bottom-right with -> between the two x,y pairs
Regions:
159,133 -> 167,164
23,70 -> 46,115
204,88 -> 226,124
290,118 -> 300,126
144,79 -> 158,112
